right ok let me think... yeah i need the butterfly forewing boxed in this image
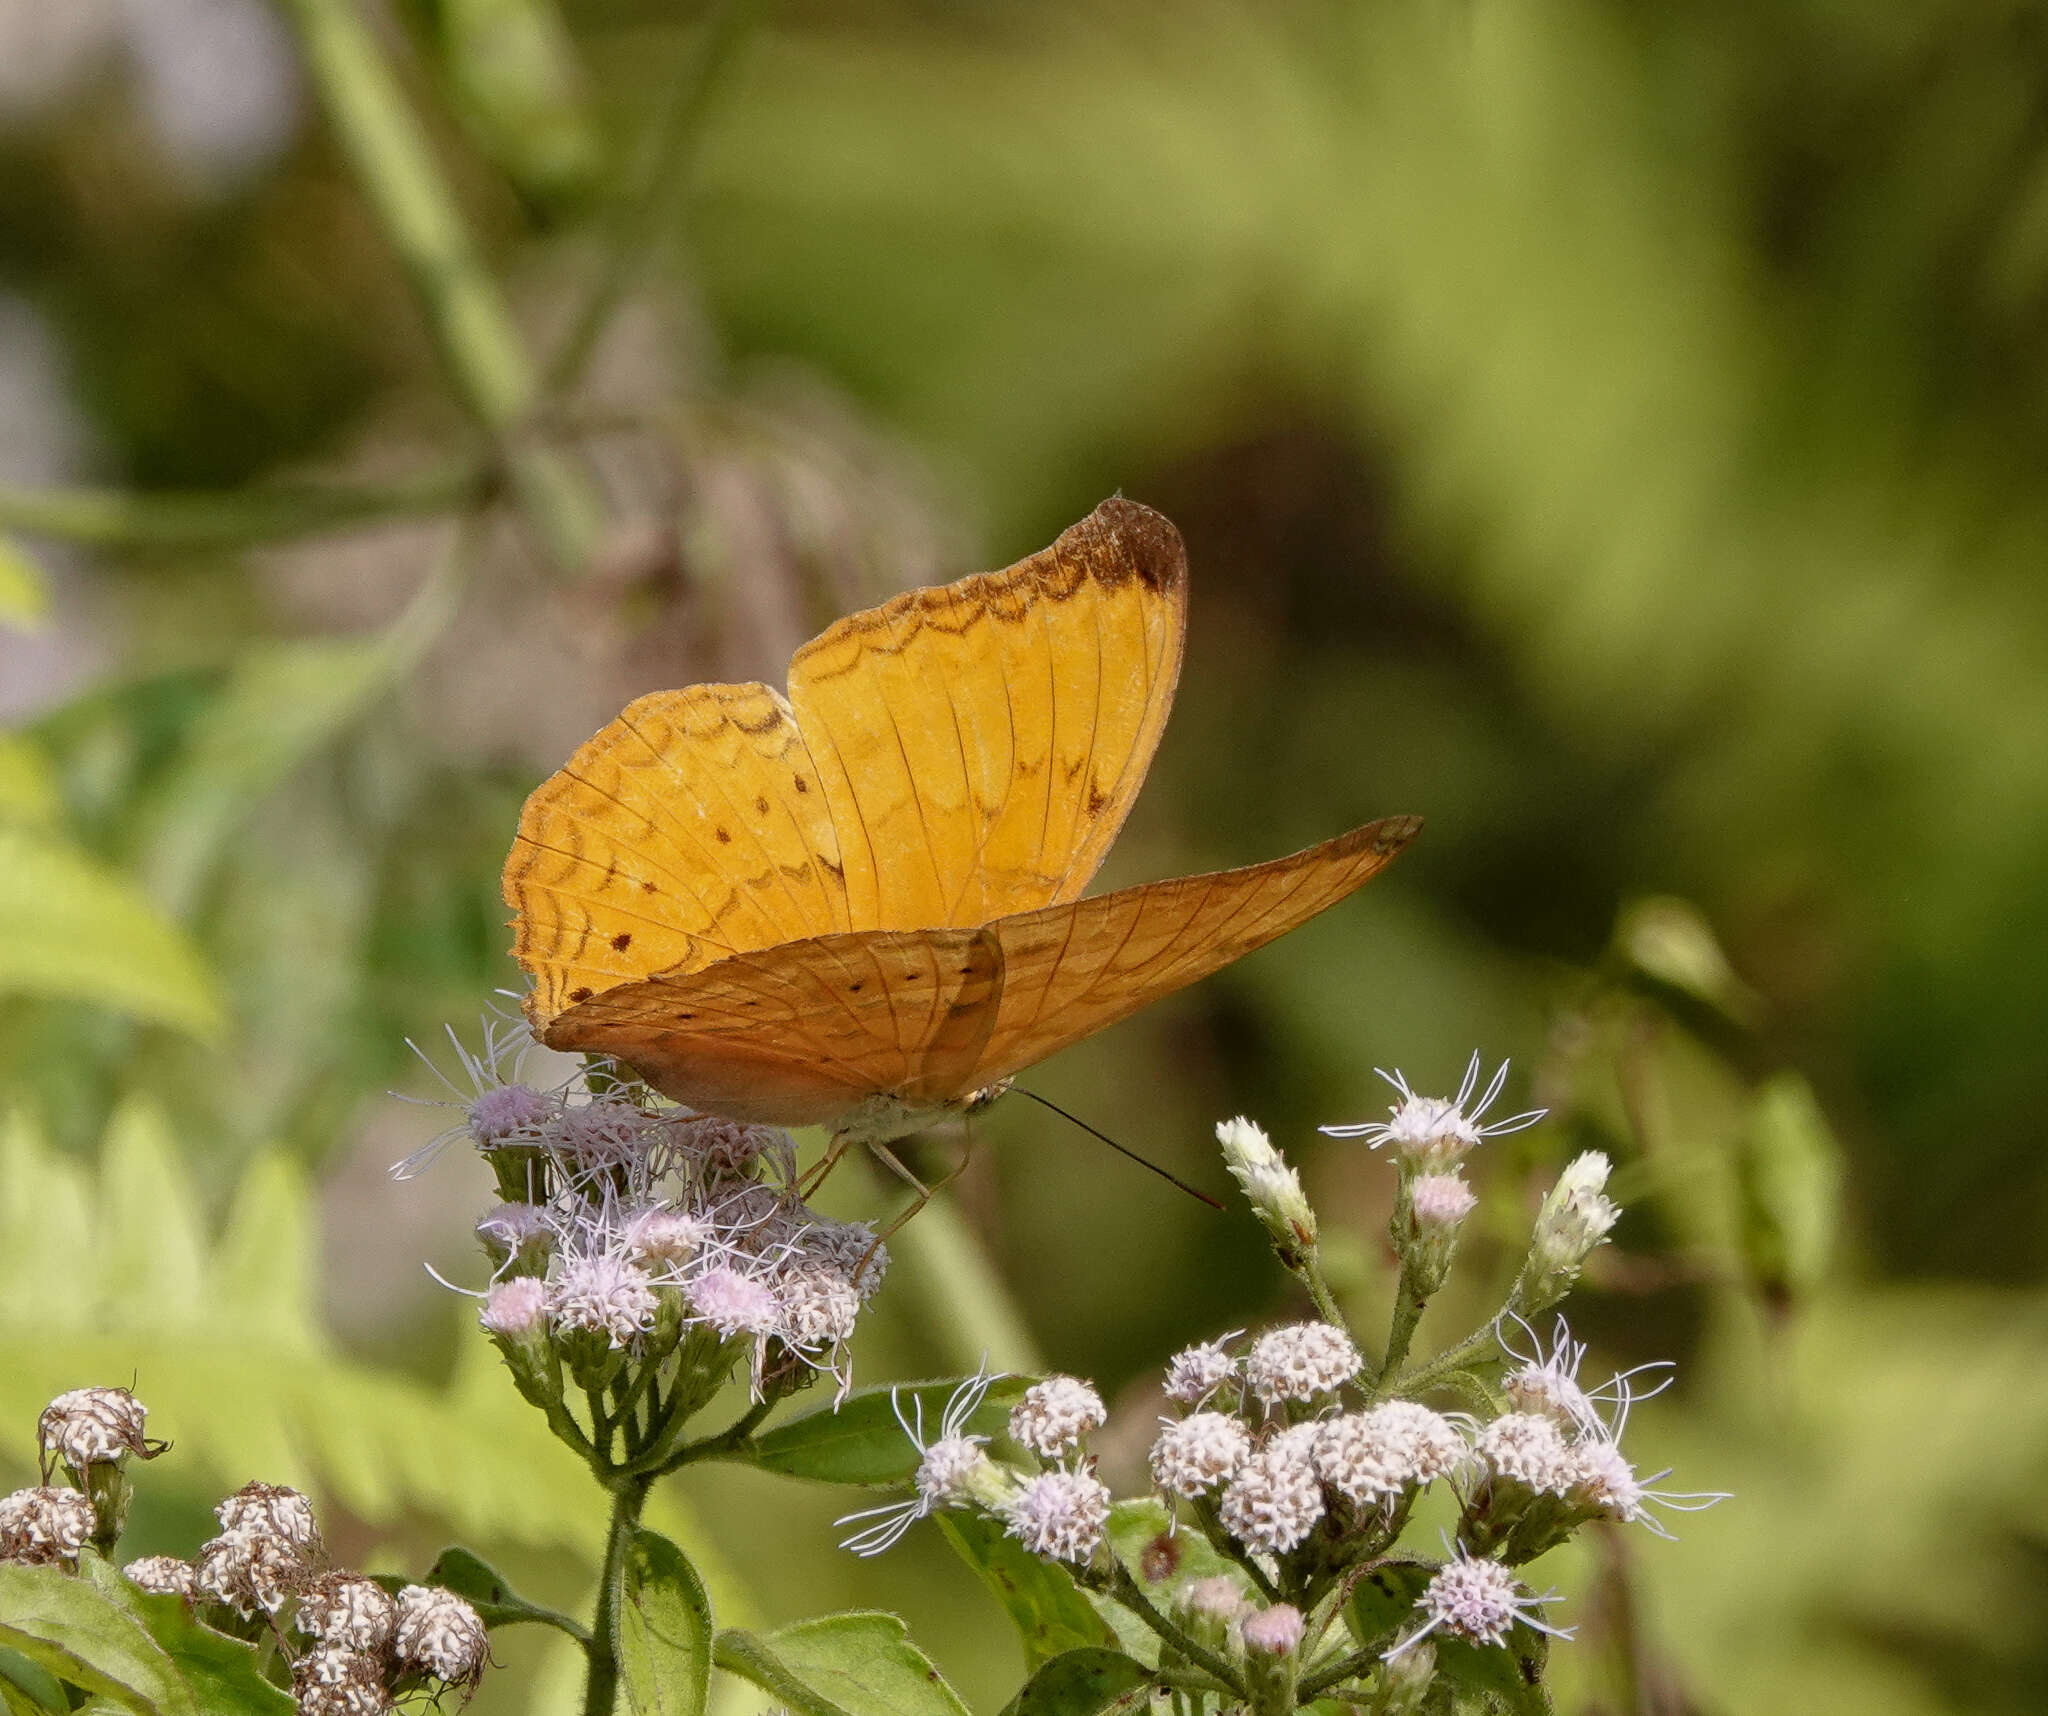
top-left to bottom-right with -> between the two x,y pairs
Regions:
788,497 -> 1185,931
967,815 -> 1424,1087
504,682 -> 851,1028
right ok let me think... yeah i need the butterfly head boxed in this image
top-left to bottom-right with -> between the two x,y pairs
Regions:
965,1081 -> 1013,1117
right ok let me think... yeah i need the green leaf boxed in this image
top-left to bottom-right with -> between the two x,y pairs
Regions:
0,734 -> 60,826
78,1561 -> 290,1716
938,1513 -> 1115,1668
408,1546 -> 591,1641
0,825 -> 222,1037
713,1613 -> 969,1716
0,1563 -> 195,1716
1001,1648 -> 1152,1716
743,1375 -> 1030,1486
132,613 -> 446,915
1345,1559 -> 1434,1653
1103,1498 -> 1240,1596
0,536 -> 50,631
1737,1072 -> 1844,1308
615,1529 -> 713,1716
0,1647 -> 68,1713
1435,1633 -> 1551,1714
99,1098 -> 208,1327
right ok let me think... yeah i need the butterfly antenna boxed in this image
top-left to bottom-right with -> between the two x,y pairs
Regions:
1013,1088 -> 1223,1210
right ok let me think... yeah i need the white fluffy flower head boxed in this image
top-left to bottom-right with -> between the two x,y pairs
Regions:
1219,1437 -> 1325,1554
0,1486 -> 97,1566
1315,1402 -> 1466,1505
550,1252 -> 660,1347
38,1386 -> 157,1474
1149,1411 -> 1252,1497
1004,1468 -> 1111,1565
1245,1321 -> 1362,1407
1010,1376 -> 1106,1460
1162,1334 -> 1241,1407
394,1584 -> 488,1685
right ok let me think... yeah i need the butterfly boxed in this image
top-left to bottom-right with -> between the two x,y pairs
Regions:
502,498 -> 1420,1147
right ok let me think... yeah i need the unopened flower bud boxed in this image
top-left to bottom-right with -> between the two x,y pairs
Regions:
37,1387 -> 163,1545
1396,1173 -> 1476,1298
1523,1152 -> 1620,1309
1245,1322 -> 1362,1407
1162,1335 -> 1241,1407
292,1646 -> 390,1716
1243,1601 -> 1304,1656
475,1202 -> 552,1275
295,1573 -> 399,1652
1217,1117 -> 1318,1254
1370,1636 -> 1436,1713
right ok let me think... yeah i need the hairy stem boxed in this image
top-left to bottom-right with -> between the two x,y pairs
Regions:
583,1474 -> 652,1716
1097,1563 -> 1249,1701
280,0 -> 603,570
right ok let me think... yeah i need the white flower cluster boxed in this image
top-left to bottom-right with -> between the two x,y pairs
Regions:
404,1023 -> 888,1398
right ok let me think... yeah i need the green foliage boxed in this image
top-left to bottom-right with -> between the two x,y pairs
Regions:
0,1556 -> 288,1716
0,1104 -> 723,1581
1001,1649 -> 1152,1716
936,1514 -> 1115,1670
740,1377 -> 1031,1488
714,1612 -> 970,1716
0,827 -> 221,1038
379,1547 -> 589,1641
616,1529 -> 713,1716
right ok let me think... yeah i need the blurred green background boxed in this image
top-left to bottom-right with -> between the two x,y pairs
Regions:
5,1 -> 2048,1710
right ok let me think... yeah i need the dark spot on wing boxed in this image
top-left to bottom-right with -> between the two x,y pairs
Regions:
568,986 -> 593,1003
1085,777 -> 1110,817
794,775 -> 809,794
641,880 -> 658,894
754,795 -> 769,815
715,827 -> 732,844
611,932 -> 632,952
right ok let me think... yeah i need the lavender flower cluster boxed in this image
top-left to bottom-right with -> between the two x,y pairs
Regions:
836,1057 -> 1723,1705
406,1022 -> 888,1436
2,1388 -> 488,1716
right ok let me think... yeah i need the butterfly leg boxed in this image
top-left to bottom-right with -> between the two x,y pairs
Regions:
798,1129 -> 859,1201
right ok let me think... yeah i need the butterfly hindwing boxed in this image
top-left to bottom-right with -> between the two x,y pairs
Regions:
538,925 -> 1004,1127
787,497 -> 1186,932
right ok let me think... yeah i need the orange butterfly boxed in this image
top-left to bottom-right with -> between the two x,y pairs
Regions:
503,499 -> 1419,1146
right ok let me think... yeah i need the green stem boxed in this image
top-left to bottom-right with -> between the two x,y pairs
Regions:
545,0 -> 768,395
1387,1280 -> 1526,1398
1099,1563 -> 1248,1701
0,462 -> 488,551
280,0 -> 603,570
1297,1646 -> 1378,1700
1379,1272 -> 1428,1389
583,1474 -> 652,1716
636,1394 -> 775,1479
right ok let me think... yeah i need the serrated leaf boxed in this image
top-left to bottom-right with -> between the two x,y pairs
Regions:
938,1513 -> 1115,1668
78,1561 -> 290,1716
0,1564 -> 194,1716
0,825 -> 222,1036
98,1098 -> 207,1326
0,1111 -> 92,1328
1435,1633 -> 1551,1713
0,536 -> 50,631
616,1529 -> 713,1716
1001,1647 -> 1152,1716
713,1614 -> 968,1716
207,1151 -> 318,1348
743,1375 -> 1030,1486
409,1546 -> 589,1640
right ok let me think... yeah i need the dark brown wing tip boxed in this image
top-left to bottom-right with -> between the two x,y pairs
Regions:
1064,497 -> 1187,594
1370,813 -> 1425,855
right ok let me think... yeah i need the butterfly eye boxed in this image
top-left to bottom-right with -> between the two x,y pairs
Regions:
964,1081 -> 1013,1115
